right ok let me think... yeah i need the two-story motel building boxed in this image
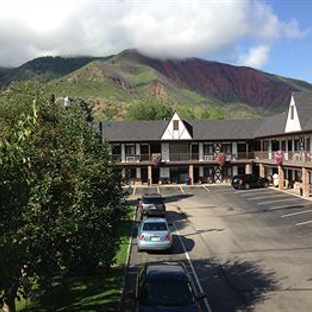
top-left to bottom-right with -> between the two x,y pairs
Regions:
100,92 -> 312,197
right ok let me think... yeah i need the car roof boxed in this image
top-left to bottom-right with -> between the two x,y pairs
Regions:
141,217 -> 167,223
145,262 -> 187,281
142,193 -> 163,198
234,174 -> 253,177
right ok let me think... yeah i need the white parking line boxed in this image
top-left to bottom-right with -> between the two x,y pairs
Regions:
247,194 -> 287,201
296,220 -> 312,226
180,185 -> 185,193
202,185 -> 211,192
256,198 -> 298,205
239,191 -> 273,197
157,186 -> 160,194
269,203 -> 311,210
173,223 -> 212,312
281,210 -> 312,218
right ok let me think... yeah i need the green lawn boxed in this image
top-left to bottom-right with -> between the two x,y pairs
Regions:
16,206 -> 135,312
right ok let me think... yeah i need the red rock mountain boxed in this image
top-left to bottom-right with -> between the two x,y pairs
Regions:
119,50 -> 312,112
1,50 -> 312,116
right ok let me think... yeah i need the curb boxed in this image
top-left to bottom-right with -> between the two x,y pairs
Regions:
118,205 -> 137,312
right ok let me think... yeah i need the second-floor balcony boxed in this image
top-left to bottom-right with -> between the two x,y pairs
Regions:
254,151 -> 312,165
163,152 -> 254,162
111,151 -> 312,168
111,154 -> 149,162
111,152 -> 255,164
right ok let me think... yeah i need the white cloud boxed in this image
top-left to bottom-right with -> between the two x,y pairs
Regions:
238,45 -> 270,68
0,0 -> 307,67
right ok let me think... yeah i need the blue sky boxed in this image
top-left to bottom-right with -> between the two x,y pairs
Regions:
1,0 -> 311,83
260,0 -> 312,82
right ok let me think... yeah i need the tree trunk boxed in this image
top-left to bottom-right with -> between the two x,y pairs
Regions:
3,281 -> 18,312
3,297 -> 16,312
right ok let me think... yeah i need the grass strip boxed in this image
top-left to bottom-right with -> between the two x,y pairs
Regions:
16,205 -> 135,312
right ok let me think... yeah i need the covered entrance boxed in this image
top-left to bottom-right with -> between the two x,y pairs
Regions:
152,167 -> 160,184
170,166 -> 188,184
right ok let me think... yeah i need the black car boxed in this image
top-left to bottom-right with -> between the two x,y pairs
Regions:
137,193 -> 166,220
231,174 -> 269,190
130,262 -> 206,311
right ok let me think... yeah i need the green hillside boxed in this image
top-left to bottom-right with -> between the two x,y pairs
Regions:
45,55 -> 261,121
0,56 -> 109,88
2,50 -> 312,121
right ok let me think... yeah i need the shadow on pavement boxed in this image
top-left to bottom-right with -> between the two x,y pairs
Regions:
193,258 -> 279,312
163,193 -> 194,203
122,192 -> 194,208
120,257 -> 278,312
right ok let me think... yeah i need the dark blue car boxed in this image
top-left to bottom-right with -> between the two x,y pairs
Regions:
131,262 -> 206,311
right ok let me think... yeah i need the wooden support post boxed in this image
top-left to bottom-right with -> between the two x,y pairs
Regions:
278,166 -> 284,190
189,164 -> 194,185
302,167 -> 310,197
245,163 -> 252,174
259,163 -> 265,178
148,165 -> 152,186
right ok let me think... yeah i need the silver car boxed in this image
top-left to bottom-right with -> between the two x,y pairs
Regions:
137,217 -> 173,252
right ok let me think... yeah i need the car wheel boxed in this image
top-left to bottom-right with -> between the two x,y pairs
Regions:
245,183 -> 250,190
263,181 -> 269,188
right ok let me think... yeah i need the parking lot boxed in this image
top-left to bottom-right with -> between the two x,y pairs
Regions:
122,185 -> 312,312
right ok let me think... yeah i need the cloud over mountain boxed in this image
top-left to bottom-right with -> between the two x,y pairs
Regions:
0,0 -> 306,68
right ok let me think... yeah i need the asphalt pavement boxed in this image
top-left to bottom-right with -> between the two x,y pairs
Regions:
121,184 -> 312,312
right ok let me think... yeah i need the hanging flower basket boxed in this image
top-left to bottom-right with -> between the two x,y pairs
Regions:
216,152 -> 226,166
150,153 -> 161,166
274,150 -> 283,166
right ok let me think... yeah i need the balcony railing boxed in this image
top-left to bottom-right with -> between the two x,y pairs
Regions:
169,153 -> 190,161
111,154 -> 122,162
111,154 -> 159,163
253,151 -> 312,163
111,152 -> 256,163
124,154 -> 150,162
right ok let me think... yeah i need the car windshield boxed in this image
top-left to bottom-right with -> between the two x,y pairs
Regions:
140,279 -> 195,306
143,222 -> 167,231
143,197 -> 163,205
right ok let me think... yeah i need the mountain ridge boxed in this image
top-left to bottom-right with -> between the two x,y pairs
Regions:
117,50 -> 310,111
1,49 -> 312,120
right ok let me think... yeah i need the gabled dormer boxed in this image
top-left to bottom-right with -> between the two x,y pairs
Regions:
161,112 -> 192,140
284,93 -> 301,133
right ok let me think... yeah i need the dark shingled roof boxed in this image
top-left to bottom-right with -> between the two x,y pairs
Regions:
101,118 -> 263,142
254,113 -> 287,138
100,91 -> 312,142
293,91 -> 312,131
101,120 -> 167,142
190,119 -> 263,140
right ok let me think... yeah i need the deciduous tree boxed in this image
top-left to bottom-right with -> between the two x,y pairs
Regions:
0,82 -> 126,311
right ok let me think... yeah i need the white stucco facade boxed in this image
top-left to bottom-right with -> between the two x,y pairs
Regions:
161,112 -> 192,140
284,94 -> 301,133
